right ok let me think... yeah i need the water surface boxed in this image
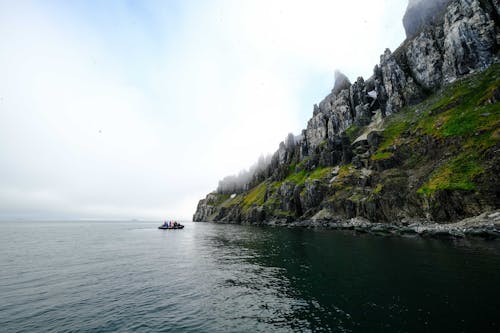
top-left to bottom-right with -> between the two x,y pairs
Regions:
1,221 -> 499,332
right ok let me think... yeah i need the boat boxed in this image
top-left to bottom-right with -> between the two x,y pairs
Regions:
158,224 -> 184,230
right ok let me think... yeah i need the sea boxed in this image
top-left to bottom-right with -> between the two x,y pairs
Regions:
1,220 -> 499,332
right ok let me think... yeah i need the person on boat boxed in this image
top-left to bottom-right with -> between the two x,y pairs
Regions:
162,221 -> 167,227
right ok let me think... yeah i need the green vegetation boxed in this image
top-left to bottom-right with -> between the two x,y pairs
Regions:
296,157 -> 311,171
242,182 -> 268,210
234,165 -> 336,213
338,164 -> 353,177
308,166 -> 334,180
318,140 -> 328,148
330,164 -> 358,191
419,64 -> 499,136
417,153 -> 484,195
371,151 -> 394,161
413,65 -> 499,196
283,166 -> 333,186
272,210 -> 295,218
220,194 -> 243,208
373,183 -> 383,194
284,169 -> 308,185
378,119 -> 411,151
345,124 -> 362,142
212,193 -> 230,206
368,64 -> 499,198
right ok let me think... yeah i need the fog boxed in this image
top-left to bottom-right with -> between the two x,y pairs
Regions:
403,0 -> 451,38
0,0 -> 407,220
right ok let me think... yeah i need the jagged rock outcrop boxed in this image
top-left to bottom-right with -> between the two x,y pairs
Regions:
193,193 -> 219,222
376,0 -> 499,116
441,0 -> 500,81
194,0 -> 500,226
305,111 -> 329,148
304,0 -> 499,137
375,49 -> 425,116
403,0 -> 500,88
405,27 -> 445,90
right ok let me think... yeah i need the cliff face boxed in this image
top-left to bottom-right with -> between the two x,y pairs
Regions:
194,0 -> 500,225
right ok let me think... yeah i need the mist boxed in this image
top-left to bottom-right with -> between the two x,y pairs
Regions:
403,0 -> 452,38
0,0 -> 407,220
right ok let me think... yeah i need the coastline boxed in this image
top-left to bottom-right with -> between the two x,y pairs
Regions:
202,210 -> 500,239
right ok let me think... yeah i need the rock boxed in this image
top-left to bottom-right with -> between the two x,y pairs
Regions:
341,134 -> 353,164
193,193 -> 218,222
403,0 -> 500,88
376,48 -> 424,116
367,131 -> 383,153
213,206 -> 240,223
327,90 -> 354,137
313,104 -> 320,116
278,181 -> 296,212
403,0 -> 452,39
305,113 -> 328,148
305,71 -> 355,149
300,129 -> 309,159
406,27 -> 445,89
311,208 -> 336,221
350,76 -> 368,111
300,180 -> 326,215
245,206 -> 265,224
353,104 -> 372,126
277,141 -> 287,165
442,0 -> 499,82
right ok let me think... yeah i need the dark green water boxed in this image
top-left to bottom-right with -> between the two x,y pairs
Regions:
1,221 -> 499,332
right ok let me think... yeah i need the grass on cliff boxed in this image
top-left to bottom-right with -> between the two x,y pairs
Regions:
371,151 -> 394,161
235,165 -> 335,213
242,181 -> 268,211
420,66 -> 500,138
345,124 -> 362,142
211,193 -> 230,206
374,64 -> 500,152
309,166 -> 334,180
284,167 -> 308,185
330,164 -> 358,190
417,153 -> 484,195
415,66 -> 498,195
378,119 -> 412,151
284,166 -> 334,186
372,64 -> 499,196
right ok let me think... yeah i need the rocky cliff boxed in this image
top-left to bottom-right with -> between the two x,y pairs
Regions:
193,0 -> 500,227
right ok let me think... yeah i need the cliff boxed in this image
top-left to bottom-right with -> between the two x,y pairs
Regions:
194,0 -> 500,228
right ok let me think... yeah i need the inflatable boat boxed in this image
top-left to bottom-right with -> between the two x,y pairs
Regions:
158,225 -> 184,230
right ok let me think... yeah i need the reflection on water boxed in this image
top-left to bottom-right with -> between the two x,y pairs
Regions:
0,221 -> 499,332
204,224 -> 500,332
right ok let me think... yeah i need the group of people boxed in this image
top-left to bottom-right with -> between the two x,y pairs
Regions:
162,221 -> 180,228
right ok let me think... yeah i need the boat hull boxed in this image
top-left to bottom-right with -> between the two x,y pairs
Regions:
158,225 -> 184,230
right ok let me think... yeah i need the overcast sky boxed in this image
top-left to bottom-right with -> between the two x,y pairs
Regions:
0,0 -> 407,221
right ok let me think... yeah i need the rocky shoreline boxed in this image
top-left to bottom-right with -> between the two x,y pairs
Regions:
240,210 -> 500,239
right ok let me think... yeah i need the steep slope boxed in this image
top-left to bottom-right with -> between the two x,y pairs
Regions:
194,0 -> 500,227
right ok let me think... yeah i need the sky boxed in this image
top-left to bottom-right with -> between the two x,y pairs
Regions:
0,0 -> 407,221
